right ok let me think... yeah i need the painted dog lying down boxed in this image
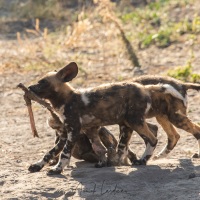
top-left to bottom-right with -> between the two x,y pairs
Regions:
49,74 -> 200,166
48,118 -> 119,165
48,117 -> 158,166
48,118 -> 158,166
28,62 -> 183,174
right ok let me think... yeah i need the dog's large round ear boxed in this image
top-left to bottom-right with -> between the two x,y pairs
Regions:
56,62 -> 78,82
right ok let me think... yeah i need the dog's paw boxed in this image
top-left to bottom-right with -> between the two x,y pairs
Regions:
192,153 -> 200,158
28,164 -> 43,173
47,168 -> 62,175
107,158 -> 120,166
95,161 -> 107,168
106,160 -> 114,167
132,159 -> 147,166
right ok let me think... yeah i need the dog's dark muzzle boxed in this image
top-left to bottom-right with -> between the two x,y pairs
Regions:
28,83 -> 51,99
28,85 -> 41,95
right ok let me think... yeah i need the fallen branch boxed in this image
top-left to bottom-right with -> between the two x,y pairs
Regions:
17,83 -> 61,137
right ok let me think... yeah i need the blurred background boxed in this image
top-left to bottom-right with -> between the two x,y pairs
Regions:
0,0 -> 200,85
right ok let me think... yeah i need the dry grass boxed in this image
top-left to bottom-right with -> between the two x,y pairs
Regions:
1,0 -> 200,84
0,1 -> 135,85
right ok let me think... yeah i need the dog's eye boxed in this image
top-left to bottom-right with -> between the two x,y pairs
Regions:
38,79 -> 48,84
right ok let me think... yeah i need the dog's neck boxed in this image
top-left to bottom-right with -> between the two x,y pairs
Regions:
47,83 -> 77,109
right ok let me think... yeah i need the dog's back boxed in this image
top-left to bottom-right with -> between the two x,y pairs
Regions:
133,75 -> 200,97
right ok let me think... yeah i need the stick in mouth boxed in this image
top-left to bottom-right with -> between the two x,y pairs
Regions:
17,83 -> 62,138
17,83 -> 39,137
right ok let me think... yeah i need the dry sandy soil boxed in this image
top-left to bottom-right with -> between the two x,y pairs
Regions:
1,66 -> 200,200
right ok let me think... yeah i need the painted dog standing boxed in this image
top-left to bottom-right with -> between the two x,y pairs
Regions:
47,75 -> 200,166
28,62 -> 182,174
129,76 -> 200,161
106,76 -> 200,164
105,76 -> 200,164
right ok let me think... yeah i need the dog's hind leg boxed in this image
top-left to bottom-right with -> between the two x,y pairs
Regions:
28,137 -> 67,173
130,121 -> 158,165
98,127 -> 118,166
154,115 -> 180,159
147,123 -> 158,137
99,127 -> 118,151
85,127 -> 107,168
127,149 -> 137,163
72,134 -> 98,162
114,125 -> 133,165
169,112 -> 200,158
127,122 -> 158,163
109,124 -> 140,166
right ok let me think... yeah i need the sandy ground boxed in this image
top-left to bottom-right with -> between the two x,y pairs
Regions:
1,71 -> 200,200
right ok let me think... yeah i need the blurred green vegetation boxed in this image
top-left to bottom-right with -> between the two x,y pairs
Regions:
121,0 -> 200,49
167,44 -> 200,83
167,62 -> 200,82
1,0 -> 199,45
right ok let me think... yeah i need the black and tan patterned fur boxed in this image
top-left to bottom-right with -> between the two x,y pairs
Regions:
47,75 -> 200,167
131,75 -> 200,160
48,117 -> 118,165
28,62 -> 179,174
104,76 -> 200,165
102,76 -> 200,164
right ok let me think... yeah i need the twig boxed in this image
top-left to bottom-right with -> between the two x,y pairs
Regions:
17,83 -> 61,137
17,84 -> 39,137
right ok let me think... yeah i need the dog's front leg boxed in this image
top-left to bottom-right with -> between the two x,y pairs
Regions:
49,131 -> 60,166
47,127 -> 80,175
28,137 -> 66,173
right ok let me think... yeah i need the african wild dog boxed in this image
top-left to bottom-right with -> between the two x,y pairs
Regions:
48,117 -> 118,165
48,116 -> 158,166
112,75 -> 200,164
132,76 -> 200,159
27,62 -> 184,174
46,75 -> 200,166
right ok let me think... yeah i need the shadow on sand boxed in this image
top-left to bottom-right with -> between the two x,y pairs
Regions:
40,158 -> 200,200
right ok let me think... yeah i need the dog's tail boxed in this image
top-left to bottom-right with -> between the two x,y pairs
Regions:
145,84 -> 187,106
183,82 -> 200,91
